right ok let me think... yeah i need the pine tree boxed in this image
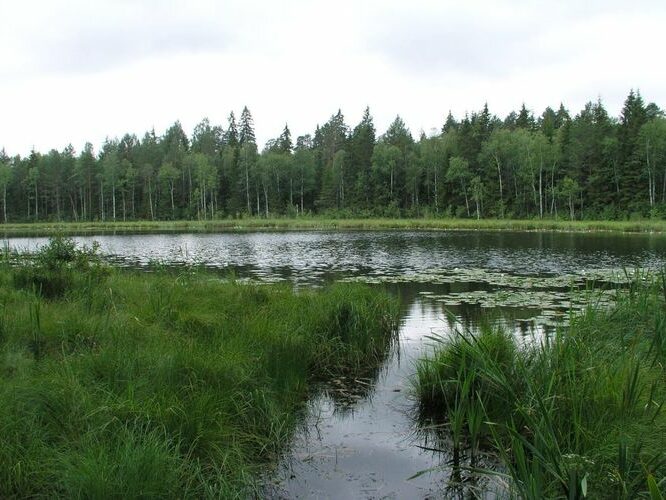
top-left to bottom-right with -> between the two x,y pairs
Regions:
539,106 -> 558,142
316,111 -> 349,210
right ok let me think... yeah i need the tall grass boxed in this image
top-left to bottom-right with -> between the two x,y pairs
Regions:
414,276 -> 666,498
3,216 -> 666,235
0,238 -> 399,497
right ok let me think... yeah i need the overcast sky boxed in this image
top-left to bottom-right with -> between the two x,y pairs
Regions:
1,0 -> 665,156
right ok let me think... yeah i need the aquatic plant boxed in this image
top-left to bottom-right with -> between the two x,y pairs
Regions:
414,274 -> 666,498
12,236 -> 109,298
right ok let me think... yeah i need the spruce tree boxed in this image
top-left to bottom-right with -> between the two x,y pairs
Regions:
349,107 -> 376,208
618,90 -> 648,208
442,110 -> 458,133
516,104 -> 535,130
225,112 -> 239,147
239,106 -> 256,145
278,124 -> 292,154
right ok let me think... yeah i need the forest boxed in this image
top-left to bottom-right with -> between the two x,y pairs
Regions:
1,90 -> 665,223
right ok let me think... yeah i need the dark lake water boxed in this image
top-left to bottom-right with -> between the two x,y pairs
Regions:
5,230 -> 666,498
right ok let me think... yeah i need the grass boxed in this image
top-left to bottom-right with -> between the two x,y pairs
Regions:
414,277 -> 666,499
0,238 -> 400,497
3,216 -> 666,235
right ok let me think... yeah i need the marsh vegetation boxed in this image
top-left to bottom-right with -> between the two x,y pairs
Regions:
415,274 -> 666,498
0,238 -> 399,497
3,231 -> 666,497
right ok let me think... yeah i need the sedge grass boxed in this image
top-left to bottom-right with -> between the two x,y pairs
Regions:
0,239 -> 399,497
414,276 -> 666,498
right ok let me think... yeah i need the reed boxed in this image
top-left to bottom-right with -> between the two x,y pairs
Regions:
414,274 -> 666,498
3,216 -> 666,235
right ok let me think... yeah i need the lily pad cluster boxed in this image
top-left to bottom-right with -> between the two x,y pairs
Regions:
341,267 -> 648,331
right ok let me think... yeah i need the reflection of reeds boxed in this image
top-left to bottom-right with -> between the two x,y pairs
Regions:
413,273 -> 666,498
0,239 -> 400,497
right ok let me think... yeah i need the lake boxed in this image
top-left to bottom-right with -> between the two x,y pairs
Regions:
5,229 -> 666,498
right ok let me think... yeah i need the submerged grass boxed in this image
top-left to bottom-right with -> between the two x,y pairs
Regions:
3,216 -> 666,235
0,238 -> 399,497
415,277 -> 666,499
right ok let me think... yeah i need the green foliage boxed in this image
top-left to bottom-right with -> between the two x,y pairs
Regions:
0,250 -> 399,497
414,275 -> 666,498
12,237 -> 109,298
416,326 -> 519,427
3,90 -> 664,223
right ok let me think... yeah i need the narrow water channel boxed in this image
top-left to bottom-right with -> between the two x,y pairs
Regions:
268,299 -> 449,498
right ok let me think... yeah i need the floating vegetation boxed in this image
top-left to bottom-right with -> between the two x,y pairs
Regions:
341,267 -> 637,330
340,266 -> 647,288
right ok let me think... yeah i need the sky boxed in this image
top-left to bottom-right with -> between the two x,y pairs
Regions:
1,0 -> 665,156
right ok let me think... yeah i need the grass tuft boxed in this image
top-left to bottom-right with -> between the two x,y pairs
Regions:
414,275 -> 666,498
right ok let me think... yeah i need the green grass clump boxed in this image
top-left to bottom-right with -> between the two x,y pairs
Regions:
415,278 -> 666,499
0,238 -> 399,497
11,237 -> 109,298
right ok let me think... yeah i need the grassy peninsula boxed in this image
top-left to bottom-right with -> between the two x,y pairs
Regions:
0,239 -> 399,497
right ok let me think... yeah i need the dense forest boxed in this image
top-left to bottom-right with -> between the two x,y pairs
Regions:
1,90 -> 665,222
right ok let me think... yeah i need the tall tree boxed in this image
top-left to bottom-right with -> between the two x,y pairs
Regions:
349,107 -> 376,209
239,106 -> 256,146
446,156 -> 471,216
516,104 -> 536,130
293,135 -> 316,214
638,117 -> 666,207
238,142 -> 257,214
278,124 -> 293,154
618,90 -> 647,207
0,152 -> 12,223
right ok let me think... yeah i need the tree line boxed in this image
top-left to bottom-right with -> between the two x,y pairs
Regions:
1,90 -> 665,223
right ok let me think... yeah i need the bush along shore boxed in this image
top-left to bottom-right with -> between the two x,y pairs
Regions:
0,238 -> 399,497
414,274 -> 666,498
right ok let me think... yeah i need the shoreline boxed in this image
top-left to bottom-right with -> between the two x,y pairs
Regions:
2,217 -> 666,236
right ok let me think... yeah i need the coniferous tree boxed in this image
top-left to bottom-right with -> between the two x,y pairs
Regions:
278,124 -> 292,154
618,90 -> 648,209
442,111 -> 458,133
239,107 -> 256,146
349,107 -> 376,209
516,104 -> 535,130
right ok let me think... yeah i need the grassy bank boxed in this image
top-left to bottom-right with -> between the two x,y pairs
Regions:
0,239 -> 399,497
3,217 -> 666,235
415,276 -> 666,498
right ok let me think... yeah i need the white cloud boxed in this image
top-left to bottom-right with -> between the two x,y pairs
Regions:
1,0 -> 665,155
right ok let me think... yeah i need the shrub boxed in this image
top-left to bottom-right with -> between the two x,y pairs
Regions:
12,237 -> 109,298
